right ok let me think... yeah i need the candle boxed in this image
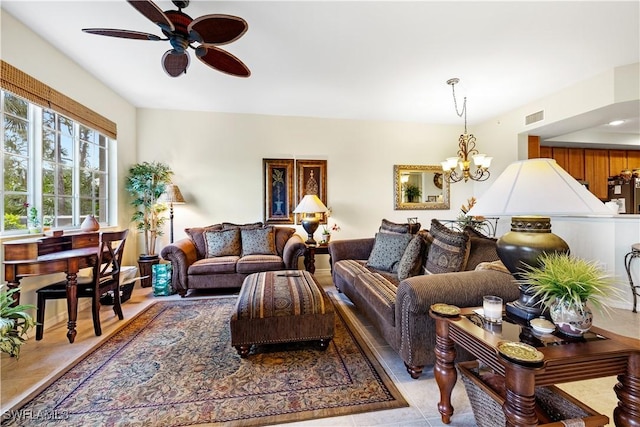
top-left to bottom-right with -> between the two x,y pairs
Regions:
483,295 -> 503,323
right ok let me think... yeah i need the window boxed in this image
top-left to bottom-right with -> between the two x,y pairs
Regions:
1,89 -> 112,234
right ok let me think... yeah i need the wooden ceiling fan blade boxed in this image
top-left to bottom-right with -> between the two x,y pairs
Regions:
188,14 -> 248,45
196,45 -> 250,77
82,28 -> 162,41
127,0 -> 174,32
162,49 -> 190,77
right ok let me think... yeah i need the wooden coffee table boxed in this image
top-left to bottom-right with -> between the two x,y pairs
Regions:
430,306 -> 640,427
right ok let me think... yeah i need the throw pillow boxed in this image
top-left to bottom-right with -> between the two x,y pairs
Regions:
397,234 -> 426,280
222,221 -> 263,230
464,226 -> 500,271
475,260 -> 510,274
204,228 -> 241,257
425,219 -> 470,274
379,218 -> 421,235
367,232 -> 413,273
185,224 -> 222,258
241,226 -> 277,256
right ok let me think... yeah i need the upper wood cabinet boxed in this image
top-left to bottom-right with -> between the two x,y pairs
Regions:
567,148 -> 585,181
609,150 -> 628,176
584,149 -> 609,200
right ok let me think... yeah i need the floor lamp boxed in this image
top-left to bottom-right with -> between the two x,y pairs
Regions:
467,158 -> 613,320
162,184 -> 186,243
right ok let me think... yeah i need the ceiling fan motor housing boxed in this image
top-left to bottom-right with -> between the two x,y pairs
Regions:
172,0 -> 189,10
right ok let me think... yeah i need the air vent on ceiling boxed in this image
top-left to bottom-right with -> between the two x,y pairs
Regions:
525,110 -> 544,125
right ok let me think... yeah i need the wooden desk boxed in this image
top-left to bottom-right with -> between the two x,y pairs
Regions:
3,233 -> 100,343
431,307 -> 640,427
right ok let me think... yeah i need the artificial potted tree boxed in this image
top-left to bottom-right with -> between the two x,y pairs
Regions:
125,161 -> 173,287
519,252 -> 617,337
0,286 -> 36,359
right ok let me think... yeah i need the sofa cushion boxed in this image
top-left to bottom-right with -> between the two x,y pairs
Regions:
275,227 -> 296,256
333,260 -> 370,285
241,226 -> 277,256
397,234 -> 426,281
367,232 -> 413,273
425,219 -> 470,274
354,272 -> 397,326
204,228 -> 242,257
185,224 -> 223,259
464,227 -> 500,271
222,221 -> 263,230
189,256 -> 239,275
236,255 -> 284,274
379,218 -> 421,235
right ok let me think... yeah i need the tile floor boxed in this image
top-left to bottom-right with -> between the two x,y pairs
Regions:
1,270 -> 638,426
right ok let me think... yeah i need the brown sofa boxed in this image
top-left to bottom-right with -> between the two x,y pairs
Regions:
160,222 -> 306,296
329,219 -> 520,379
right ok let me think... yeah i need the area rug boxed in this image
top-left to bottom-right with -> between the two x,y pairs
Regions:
3,296 -> 407,426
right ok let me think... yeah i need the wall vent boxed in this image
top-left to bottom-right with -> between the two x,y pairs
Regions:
525,110 -> 544,125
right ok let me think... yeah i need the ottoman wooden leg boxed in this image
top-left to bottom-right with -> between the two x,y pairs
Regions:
235,345 -> 251,358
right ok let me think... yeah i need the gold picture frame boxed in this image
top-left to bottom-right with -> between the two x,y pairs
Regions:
264,159 -> 295,224
296,160 -> 328,223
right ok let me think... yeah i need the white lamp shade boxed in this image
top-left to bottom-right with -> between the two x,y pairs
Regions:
160,184 -> 186,204
293,194 -> 329,214
467,158 -> 612,216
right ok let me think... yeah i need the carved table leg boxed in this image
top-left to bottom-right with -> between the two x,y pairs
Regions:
304,246 -> 316,274
614,352 -> 640,427
66,267 -> 79,344
502,357 -> 540,427
433,316 -> 457,424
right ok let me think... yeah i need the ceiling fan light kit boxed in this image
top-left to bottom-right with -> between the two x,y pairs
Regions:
82,0 -> 250,78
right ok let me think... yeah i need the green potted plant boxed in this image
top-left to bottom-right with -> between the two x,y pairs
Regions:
519,252 -> 617,337
403,184 -> 422,203
0,286 -> 36,359
125,162 -> 173,287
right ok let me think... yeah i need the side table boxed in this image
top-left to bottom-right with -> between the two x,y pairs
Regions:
304,244 -> 330,274
430,307 -> 640,426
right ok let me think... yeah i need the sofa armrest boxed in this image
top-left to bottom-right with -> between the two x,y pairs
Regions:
328,238 -> 375,263
160,238 -> 198,295
395,269 -> 520,368
283,234 -> 306,269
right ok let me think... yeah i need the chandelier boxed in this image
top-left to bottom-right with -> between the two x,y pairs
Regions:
441,78 -> 492,183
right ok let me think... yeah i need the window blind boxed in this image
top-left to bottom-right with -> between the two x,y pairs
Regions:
0,60 -> 117,139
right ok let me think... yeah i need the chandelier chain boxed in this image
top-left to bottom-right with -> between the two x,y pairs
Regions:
450,81 -> 468,134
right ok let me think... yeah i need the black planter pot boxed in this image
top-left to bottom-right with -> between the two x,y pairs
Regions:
137,254 -> 160,288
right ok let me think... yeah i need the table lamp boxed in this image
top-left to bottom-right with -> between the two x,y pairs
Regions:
467,158 -> 612,320
161,184 -> 186,243
293,194 -> 329,245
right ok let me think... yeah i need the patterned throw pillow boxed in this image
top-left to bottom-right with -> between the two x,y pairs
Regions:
397,234 -> 426,280
366,232 -> 413,273
204,228 -> 241,257
241,227 -> 277,256
379,218 -> 421,235
425,219 -> 470,274
464,226 -> 500,271
185,224 -> 222,258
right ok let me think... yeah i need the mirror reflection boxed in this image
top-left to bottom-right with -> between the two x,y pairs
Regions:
394,165 -> 450,210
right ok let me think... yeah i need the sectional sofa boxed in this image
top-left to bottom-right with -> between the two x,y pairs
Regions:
329,219 -> 520,378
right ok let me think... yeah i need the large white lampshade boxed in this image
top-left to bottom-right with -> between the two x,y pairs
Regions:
293,194 -> 329,245
467,158 -> 611,320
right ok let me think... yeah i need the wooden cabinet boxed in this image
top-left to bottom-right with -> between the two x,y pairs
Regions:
584,149 -> 610,200
567,148 -> 585,181
609,150 -> 628,176
627,150 -> 640,169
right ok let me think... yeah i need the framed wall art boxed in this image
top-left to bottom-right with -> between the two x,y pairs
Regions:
263,158 -> 295,224
296,159 -> 328,223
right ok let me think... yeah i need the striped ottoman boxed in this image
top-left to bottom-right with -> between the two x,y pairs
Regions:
230,270 -> 335,357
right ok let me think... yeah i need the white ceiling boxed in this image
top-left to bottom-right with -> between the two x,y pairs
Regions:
2,1 -> 640,146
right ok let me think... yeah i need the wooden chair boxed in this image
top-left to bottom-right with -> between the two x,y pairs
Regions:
35,230 -> 129,340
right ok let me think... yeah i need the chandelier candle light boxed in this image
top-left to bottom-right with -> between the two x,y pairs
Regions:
441,78 -> 492,183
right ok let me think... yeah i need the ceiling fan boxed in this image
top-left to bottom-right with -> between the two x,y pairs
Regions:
82,0 -> 250,78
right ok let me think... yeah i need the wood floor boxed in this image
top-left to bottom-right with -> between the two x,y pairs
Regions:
2,271 -> 639,426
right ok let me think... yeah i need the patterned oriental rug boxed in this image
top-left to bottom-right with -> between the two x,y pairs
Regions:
4,297 -> 407,426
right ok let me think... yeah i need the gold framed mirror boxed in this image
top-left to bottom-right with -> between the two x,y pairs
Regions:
394,165 -> 450,210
